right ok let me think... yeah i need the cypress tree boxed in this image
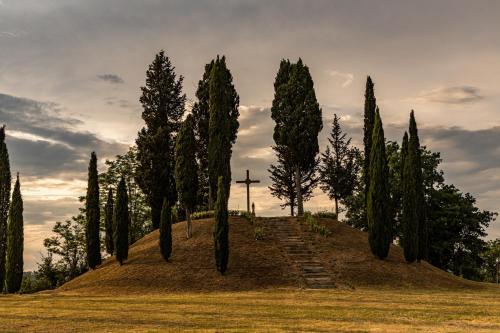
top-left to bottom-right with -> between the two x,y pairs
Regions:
0,125 -> 11,290
413,114 -> 427,262
192,60 -> 214,209
214,176 -> 229,274
136,50 -> 185,229
5,174 -> 23,293
363,76 -> 377,216
367,109 -> 392,259
175,115 -> 199,239
271,59 -> 323,216
401,111 -> 426,263
207,56 -> 239,207
104,188 -> 114,255
86,152 -> 101,269
113,177 -> 129,265
159,198 -> 172,261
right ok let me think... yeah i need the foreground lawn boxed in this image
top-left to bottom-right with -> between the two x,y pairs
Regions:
1,288 -> 500,332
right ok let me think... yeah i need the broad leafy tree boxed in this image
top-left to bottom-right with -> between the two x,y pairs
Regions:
208,56 -> 239,208
271,59 -> 323,216
136,50 -> 185,229
0,125 -> 11,290
175,115 -> 199,238
5,174 -> 23,293
100,147 -> 151,244
85,152 -> 101,269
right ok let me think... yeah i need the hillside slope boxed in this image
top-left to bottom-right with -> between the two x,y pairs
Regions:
57,216 -> 483,295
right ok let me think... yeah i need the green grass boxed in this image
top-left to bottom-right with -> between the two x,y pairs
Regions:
1,288 -> 500,332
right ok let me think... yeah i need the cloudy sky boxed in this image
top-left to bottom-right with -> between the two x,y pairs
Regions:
1,0 -> 500,270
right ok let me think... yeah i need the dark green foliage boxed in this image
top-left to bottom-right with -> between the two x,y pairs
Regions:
401,111 -> 426,263
214,176 -> 229,274
268,145 -> 319,216
428,184 -> 495,280
175,114 -> 199,238
386,140 -> 403,238
85,152 -> 101,269
136,50 -> 185,229
208,56 -> 239,207
42,210 -> 87,286
481,239 -> 500,282
319,114 -> 359,217
363,76 -> 377,213
367,110 -> 392,259
104,188 -> 114,255
100,147 -> 151,244
113,178 -> 129,265
0,125 -> 11,290
5,175 -> 23,293
271,59 -> 323,216
159,198 -> 172,261
192,61 -> 214,209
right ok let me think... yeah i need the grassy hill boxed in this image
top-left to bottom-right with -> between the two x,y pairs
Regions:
56,216 -> 482,295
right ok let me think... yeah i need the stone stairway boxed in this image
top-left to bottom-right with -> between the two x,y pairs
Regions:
265,217 -> 335,289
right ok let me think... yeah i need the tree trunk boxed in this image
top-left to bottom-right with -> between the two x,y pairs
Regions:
295,166 -> 303,216
334,197 -> 339,220
290,204 -> 294,217
186,208 -> 192,239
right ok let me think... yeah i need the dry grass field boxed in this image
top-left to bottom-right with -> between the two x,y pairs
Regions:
2,217 -> 498,332
1,288 -> 500,332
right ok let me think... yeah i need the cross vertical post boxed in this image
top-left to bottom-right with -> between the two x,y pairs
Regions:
236,169 -> 260,213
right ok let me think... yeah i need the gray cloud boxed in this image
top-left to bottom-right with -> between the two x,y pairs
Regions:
0,92 -> 128,178
97,74 -> 125,84
418,86 -> 484,104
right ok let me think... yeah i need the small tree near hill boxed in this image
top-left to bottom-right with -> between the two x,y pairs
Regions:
114,178 -> 129,265
214,176 -> 229,274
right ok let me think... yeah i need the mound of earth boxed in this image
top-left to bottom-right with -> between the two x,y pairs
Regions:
56,216 -> 482,295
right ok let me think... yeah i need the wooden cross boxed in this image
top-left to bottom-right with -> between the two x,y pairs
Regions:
236,169 -> 260,213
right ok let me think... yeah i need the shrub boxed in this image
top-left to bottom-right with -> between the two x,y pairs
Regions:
303,211 -> 331,237
313,211 -> 337,219
254,226 -> 265,240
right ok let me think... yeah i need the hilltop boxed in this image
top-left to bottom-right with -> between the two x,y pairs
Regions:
56,216 -> 482,295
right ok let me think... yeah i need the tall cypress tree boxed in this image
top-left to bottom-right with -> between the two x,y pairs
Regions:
401,111 -> 426,263
208,56 -> 239,207
104,188 -> 114,255
86,152 -> 101,269
5,174 -> 23,293
363,76 -> 377,215
113,177 -> 129,265
192,60 -> 214,209
175,115 -> 199,239
136,50 -> 185,229
214,176 -> 229,274
0,125 -> 11,290
367,109 -> 392,259
412,113 -> 427,262
271,59 -> 323,216
159,198 -> 172,261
